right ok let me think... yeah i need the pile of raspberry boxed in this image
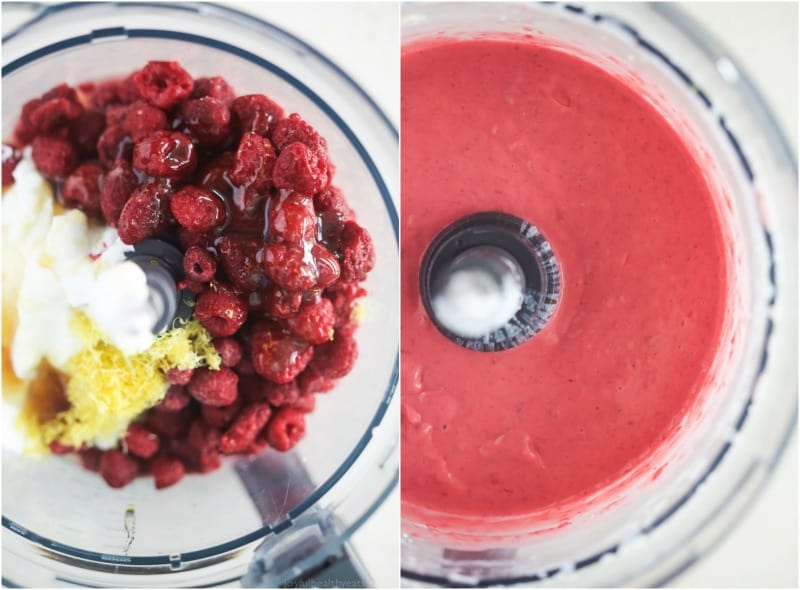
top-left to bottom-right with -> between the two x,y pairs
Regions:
4,61 -> 375,490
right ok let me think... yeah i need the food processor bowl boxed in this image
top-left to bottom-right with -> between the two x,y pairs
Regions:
400,2 -> 796,586
2,3 -> 398,587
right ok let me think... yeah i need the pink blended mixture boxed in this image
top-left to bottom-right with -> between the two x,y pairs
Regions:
401,38 -> 729,527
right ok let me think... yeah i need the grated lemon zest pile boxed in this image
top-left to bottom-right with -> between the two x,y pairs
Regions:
21,312 -> 220,452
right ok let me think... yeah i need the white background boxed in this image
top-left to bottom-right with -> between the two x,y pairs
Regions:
2,2 -> 796,588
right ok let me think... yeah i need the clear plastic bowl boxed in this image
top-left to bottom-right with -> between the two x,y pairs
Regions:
2,3 -> 398,587
401,2 -> 796,586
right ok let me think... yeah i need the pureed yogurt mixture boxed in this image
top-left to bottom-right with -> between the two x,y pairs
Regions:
401,36 -> 729,531
3,61 -> 375,489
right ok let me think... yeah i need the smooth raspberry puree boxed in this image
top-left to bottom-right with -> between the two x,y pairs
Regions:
401,38 -> 729,525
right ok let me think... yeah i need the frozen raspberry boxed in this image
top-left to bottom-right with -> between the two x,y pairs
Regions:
313,243 -> 341,288
192,76 -> 236,103
286,298 -> 336,345
170,185 -> 226,232
170,438 -> 221,474
268,192 -> 316,244
292,393 -> 316,413
62,162 -> 104,218
178,97 -> 231,146
117,181 -> 172,245
105,105 -> 130,127
188,418 -> 221,452
177,227 -> 213,250
315,186 -> 354,222
214,337 -> 243,367
261,243 -> 319,291
262,380 -> 300,407
90,76 -> 140,108
99,449 -> 139,488
325,283 -> 366,328
14,98 -> 43,144
216,234 -> 268,292
133,130 -> 197,180
180,279 -> 207,294
31,136 -> 77,179
228,132 -> 276,192
49,441 -> 74,455
124,423 -> 160,459
236,355 -> 256,375
150,454 -> 185,489
298,369 -> 335,395
100,159 -> 137,226
272,142 -> 328,195
201,397 -> 243,428
271,113 -> 327,156
231,94 -> 284,137
266,407 -> 306,452
187,366 -> 239,407
147,406 -> 194,437
134,61 -> 194,110
194,286 -> 247,337
264,286 -> 303,319
96,125 -> 133,166
79,448 -> 103,472
122,100 -> 168,142
251,321 -> 314,384
29,97 -> 83,136
220,402 -> 271,454
310,329 -> 358,379
165,368 -> 194,386
69,110 -> 106,157
183,246 -> 217,282
158,384 -> 191,411
3,145 -> 21,186
339,221 -> 375,282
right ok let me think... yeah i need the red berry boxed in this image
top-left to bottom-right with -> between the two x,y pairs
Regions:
187,366 -> 239,406
177,227 -> 213,250
79,447 -> 103,472
272,142 -> 328,196
3,144 -> 21,186
134,61 -> 194,110
90,76 -> 140,108
268,192 -> 316,244
262,380 -> 300,407
271,113 -> 327,156
231,94 -> 284,137
133,130 -> 197,180
315,186 -> 354,222
266,407 -> 306,452
146,406 -> 194,437
105,105 -> 129,127
96,125 -> 133,166
216,234 -> 268,292
31,136 -> 77,179
194,286 -> 247,337
220,401 -> 271,454
312,243 -> 341,288
214,337 -> 243,367
339,221 -> 375,282
298,369 -> 335,395
263,286 -> 304,319
49,441 -> 74,455
69,110 -> 107,157
251,321 -> 314,384
286,298 -> 336,345
183,246 -> 217,282
117,181 -> 172,245
309,329 -> 358,379
122,100 -> 168,142
165,368 -> 194,386
201,397 -> 243,428
99,449 -> 139,488
292,393 -> 316,413
124,423 -> 160,459
29,97 -> 83,136
187,418 -> 221,452
325,282 -> 366,328
158,384 -> 192,411
229,132 -> 276,192
100,159 -> 137,226
261,243 -> 319,291
150,454 -> 185,489
178,97 -> 231,146
14,98 -> 43,144
192,76 -> 236,103
170,185 -> 226,232
62,162 -> 104,218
